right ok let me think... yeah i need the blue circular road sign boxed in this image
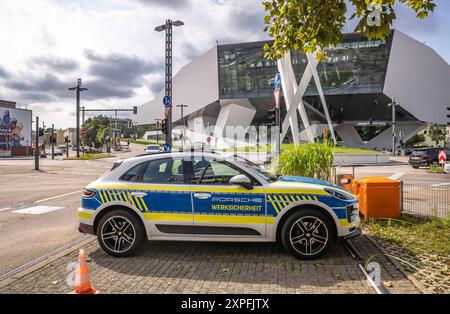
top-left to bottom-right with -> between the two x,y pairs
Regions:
163,96 -> 172,107
163,143 -> 171,151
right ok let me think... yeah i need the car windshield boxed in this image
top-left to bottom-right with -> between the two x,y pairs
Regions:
233,156 -> 278,182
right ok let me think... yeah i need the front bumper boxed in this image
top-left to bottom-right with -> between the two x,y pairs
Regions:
344,227 -> 362,239
78,222 -> 95,235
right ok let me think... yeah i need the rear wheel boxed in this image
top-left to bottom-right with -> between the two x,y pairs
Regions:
412,166 -> 419,169
97,209 -> 145,257
280,209 -> 335,260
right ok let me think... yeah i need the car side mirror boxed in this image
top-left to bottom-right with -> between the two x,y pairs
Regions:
230,174 -> 253,190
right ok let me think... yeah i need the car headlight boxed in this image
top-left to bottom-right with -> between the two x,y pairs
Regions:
324,188 -> 355,201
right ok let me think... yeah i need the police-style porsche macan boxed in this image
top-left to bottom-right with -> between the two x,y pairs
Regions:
78,152 -> 361,260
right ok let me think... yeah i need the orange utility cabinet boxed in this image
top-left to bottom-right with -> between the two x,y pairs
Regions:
351,176 -> 401,219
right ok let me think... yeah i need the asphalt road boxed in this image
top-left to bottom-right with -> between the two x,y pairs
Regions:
0,145 -> 139,275
0,147 -> 448,275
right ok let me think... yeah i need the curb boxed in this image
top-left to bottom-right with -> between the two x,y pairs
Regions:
0,236 -> 97,290
365,234 -> 432,294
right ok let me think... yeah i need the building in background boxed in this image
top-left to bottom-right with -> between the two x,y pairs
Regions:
135,30 -> 450,150
0,104 -> 32,157
63,128 -> 77,147
0,100 -> 16,109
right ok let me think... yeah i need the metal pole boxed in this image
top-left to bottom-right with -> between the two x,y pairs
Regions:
276,107 -> 281,154
114,109 -> 118,150
35,116 -> 39,171
81,106 -> 85,125
165,19 -> 173,146
391,98 -> 396,156
51,123 -> 55,160
76,84 -> 80,158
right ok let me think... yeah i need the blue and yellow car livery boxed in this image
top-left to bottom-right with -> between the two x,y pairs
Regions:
78,152 -> 360,259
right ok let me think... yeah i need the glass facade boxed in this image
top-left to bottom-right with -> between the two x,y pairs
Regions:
218,33 -> 392,99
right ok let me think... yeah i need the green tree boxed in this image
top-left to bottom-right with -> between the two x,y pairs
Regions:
428,124 -> 445,147
82,116 -> 110,148
263,0 -> 436,60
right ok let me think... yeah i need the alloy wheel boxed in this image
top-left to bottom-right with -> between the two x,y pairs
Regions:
289,216 -> 329,256
100,216 -> 136,253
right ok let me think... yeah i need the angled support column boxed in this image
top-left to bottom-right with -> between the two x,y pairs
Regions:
306,53 -> 337,144
277,50 -> 337,145
278,53 -> 314,144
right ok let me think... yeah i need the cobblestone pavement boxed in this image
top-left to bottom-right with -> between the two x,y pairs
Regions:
0,235 -> 419,294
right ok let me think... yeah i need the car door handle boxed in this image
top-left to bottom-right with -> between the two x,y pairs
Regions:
193,193 -> 211,200
130,192 -> 147,198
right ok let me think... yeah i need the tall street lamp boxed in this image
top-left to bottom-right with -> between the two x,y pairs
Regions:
155,19 -> 184,148
69,78 -> 88,158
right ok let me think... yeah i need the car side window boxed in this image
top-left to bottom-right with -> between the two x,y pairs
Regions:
191,158 -> 251,185
120,162 -> 147,182
142,158 -> 185,184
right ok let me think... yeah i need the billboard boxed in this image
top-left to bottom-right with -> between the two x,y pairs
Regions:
0,107 -> 32,157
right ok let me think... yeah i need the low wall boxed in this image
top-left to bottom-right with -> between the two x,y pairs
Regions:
333,152 -> 391,166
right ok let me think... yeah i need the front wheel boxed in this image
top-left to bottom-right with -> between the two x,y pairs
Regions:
280,209 -> 335,260
97,209 -> 145,257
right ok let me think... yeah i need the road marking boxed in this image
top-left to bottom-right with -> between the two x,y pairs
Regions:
431,182 -> 450,187
34,190 -> 81,205
388,172 -> 405,180
12,206 -> 65,215
0,207 -> 11,212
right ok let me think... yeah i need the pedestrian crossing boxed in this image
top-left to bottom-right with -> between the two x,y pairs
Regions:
12,206 -> 65,215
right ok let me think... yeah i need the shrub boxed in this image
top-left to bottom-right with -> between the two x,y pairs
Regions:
270,142 -> 334,181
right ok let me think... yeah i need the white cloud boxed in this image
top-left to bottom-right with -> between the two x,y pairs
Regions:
0,0 -> 448,129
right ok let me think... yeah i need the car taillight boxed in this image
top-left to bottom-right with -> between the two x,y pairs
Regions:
83,189 -> 96,198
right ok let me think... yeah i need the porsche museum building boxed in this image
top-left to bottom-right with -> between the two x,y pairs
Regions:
135,30 -> 450,150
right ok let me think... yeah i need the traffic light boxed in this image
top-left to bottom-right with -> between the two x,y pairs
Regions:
38,128 -> 44,137
133,106 -> 138,115
64,136 -> 70,143
161,119 -> 168,134
267,108 -> 277,126
128,120 -> 133,129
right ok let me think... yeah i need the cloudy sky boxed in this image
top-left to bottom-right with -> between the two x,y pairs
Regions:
0,0 -> 449,129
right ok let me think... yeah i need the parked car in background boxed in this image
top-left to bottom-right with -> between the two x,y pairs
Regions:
145,144 -> 160,154
409,147 -> 449,169
57,144 -> 67,152
53,148 -> 63,156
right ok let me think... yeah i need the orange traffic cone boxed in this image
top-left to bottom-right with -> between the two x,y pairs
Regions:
69,249 -> 99,294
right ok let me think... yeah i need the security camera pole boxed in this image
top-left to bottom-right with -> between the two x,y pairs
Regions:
155,19 -> 184,148
68,78 -> 88,158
